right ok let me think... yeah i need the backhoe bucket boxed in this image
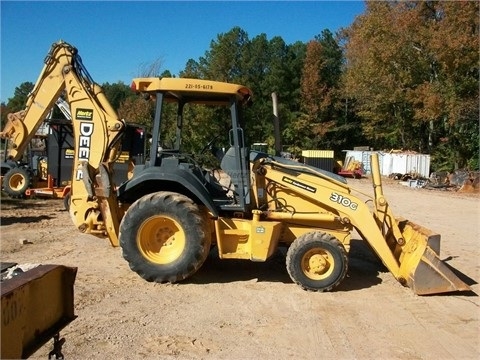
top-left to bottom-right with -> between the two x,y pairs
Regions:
396,219 -> 470,295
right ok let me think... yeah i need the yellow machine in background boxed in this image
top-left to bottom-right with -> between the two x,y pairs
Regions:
0,41 -> 471,295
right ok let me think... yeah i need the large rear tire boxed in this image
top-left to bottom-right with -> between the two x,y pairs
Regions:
3,167 -> 31,198
119,192 -> 211,283
286,232 -> 348,292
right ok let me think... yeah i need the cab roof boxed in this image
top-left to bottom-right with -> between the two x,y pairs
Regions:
131,77 -> 253,105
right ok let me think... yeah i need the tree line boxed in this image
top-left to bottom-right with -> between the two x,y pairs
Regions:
1,1 -> 478,172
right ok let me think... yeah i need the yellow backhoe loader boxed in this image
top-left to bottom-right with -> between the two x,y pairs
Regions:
1,40 -> 471,295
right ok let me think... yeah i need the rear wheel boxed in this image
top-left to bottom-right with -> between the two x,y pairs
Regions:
286,232 -> 348,292
119,191 -> 211,283
3,167 -> 31,198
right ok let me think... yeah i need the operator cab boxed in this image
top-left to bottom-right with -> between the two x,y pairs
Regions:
118,78 -> 253,216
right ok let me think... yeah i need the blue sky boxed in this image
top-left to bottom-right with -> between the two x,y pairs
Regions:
0,0 -> 365,102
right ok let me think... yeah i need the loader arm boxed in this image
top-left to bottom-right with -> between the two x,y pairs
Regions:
0,41 -> 125,245
260,157 -> 402,276
259,154 -> 470,294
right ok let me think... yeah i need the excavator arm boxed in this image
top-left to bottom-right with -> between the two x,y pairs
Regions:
0,41 -> 125,244
0,43 -> 72,160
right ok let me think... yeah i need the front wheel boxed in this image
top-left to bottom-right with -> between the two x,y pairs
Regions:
119,191 -> 211,283
286,232 -> 348,292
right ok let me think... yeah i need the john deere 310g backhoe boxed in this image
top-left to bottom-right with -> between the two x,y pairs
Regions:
1,40 -> 470,295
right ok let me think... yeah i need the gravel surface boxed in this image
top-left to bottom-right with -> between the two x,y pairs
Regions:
1,178 -> 479,359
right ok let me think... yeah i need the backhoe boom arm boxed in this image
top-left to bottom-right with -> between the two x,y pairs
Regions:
0,42 -> 74,159
0,41 -> 125,244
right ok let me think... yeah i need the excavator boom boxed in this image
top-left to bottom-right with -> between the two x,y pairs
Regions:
0,42 -> 72,159
0,41 -> 125,243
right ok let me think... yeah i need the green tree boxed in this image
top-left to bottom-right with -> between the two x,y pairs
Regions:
261,39 -> 306,155
102,82 -> 134,112
342,2 -> 418,150
342,1 -> 479,170
200,26 -> 250,83
8,82 -> 34,111
180,59 -> 202,78
117,96 -> 154,129
1,82 -> 35,129
177,27 -> 308,156
298,29 -> 359,154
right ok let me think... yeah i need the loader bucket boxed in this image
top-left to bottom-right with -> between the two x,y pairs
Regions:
396,219 -> 471,295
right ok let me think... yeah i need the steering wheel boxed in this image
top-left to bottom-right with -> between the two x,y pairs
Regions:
201,134 -> 221,154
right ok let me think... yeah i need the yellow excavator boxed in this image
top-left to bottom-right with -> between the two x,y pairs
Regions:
1,40 -> 471,296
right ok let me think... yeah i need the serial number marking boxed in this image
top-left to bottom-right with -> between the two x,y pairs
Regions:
185,83 -> 213,90
330,192 -> 358,210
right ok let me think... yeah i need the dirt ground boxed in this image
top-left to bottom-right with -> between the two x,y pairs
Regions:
1,178 -> 479,360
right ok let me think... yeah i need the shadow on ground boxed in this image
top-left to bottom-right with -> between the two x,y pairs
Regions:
188,239 -> 385,293
0,214 -> 54,226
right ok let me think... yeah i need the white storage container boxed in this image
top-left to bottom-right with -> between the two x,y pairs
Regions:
343,150 -> 431,177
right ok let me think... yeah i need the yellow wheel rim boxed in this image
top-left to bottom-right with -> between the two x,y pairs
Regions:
9,173 -> 26,191
136,215 -> 186,265
301,248 -> 334,280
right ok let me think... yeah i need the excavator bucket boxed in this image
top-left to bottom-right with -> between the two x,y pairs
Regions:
396,219 -> 471,295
